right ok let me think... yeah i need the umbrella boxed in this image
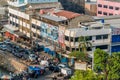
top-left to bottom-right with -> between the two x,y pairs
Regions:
1,75 -> 12,80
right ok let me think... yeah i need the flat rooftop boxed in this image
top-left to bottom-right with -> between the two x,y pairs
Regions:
106,0 -> 120,2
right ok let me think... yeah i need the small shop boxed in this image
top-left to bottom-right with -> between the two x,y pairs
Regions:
3,24 -> 19,41
5,31 -> 17,41
56,50 -> 75,66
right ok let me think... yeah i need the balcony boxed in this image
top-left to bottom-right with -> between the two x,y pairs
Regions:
7,1 -> 27,7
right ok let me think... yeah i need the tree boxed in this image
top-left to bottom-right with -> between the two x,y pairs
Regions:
94,49 -> 120,80
69,51 -> 86,62
107,52 -> 120,80
78,36 -> 92,53
70,70 -> 98,80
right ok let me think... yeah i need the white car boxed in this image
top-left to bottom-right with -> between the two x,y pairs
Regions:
40,60 -> 49,67
58,64 -> 67,69
61,68 -> 72,76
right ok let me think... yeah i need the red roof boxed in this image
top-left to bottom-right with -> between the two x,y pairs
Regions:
53,10 -> 80,19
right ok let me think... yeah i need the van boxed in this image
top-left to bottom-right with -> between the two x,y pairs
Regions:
61,68 -> 72,76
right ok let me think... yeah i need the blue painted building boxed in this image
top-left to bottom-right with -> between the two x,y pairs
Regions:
111,27 -> 120,52
40,22 -> 58,41
8,0 -> 59,7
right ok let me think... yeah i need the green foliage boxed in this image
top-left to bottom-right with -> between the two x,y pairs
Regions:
107,52 -> 120,80
94,49 -> 120,80
78,36 -> 92,53
69,51 -> 87,62
70,70 -> 98,80
94,48 -> 108,72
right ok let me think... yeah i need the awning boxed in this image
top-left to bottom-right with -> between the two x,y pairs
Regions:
14,31 -> 25,37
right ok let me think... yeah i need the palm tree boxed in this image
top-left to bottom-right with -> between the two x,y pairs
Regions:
78,36 -> 92,55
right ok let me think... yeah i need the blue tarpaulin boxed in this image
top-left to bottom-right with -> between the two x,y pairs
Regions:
44,48 -> 50,53
61,57 -> 68,63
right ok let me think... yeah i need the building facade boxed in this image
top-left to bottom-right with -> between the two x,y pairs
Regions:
85,1 -> 97,16
6,0 -> 120,58
97,0 -> 120,16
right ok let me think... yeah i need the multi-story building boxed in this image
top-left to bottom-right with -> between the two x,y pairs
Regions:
6,0 -> 63,44
85,1 -> 97,16
97,0 -> 120,16
5,0 -> 120,62
94,15 -> 120,53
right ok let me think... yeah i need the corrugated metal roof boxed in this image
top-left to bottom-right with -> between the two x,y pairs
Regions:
54,10 -> 80,19
41,15 -> 67,22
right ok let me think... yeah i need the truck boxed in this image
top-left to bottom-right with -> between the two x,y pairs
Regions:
27,65 -> 45,78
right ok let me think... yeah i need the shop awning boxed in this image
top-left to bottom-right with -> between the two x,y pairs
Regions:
14,31 -> 25,37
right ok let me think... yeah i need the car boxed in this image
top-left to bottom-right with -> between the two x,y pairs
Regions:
0,45 -> 7,51
0,42 -> 3,45
49,64 -> 60,72
6,47 -> 12,52
58,64 -> 67,69
4,39 -> 10,44
29,54 -> 37,61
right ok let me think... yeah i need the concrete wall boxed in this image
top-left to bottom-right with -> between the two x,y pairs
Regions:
85,3 -> 97,16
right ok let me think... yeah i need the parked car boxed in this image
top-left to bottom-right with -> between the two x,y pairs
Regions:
29,54 -> 37,61
61,68 -> 72,76
6,47 -> 12,52
40,60 -> 49,68
0,42 -> 3,45
27,65 -> 45,78
49,64 -> 60,72
0,45 -> 7,51
58,64 -> 67,70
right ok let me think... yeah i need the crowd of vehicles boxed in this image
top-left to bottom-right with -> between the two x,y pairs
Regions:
0,39 -> 73,79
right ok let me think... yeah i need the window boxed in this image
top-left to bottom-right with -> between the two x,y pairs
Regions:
98,11 -> 102,14
96,35 -> 108,40
96,35 -> 102,40
75,37 -> 79,42
10,21 -> 12,24
103,12 -> 107,15
103,5 -> 108,8
86,36 -> 92,41
87,47 -> 92,51
115,7 -> 119,10
33,33 -> 36,37
32,24 -> 35,28
109,6 -> 113,9
66,46 -> 70,51
65,36 -> 69,41
72,48 -> 75,52
70,37 -> 74,42
109,13 -> 113,15
96,45 -> 108,49
16,23 -> 19,27
103,34 -> 108,39
98,4 -> 102,7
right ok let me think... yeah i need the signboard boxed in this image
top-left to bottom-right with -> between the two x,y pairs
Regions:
58,25 -> 65,47
75,62 -> 87,70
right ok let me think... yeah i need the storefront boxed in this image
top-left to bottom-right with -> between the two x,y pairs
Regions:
5,31 -> 17,41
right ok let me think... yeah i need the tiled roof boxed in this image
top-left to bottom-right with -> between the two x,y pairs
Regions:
53,10 -> 80,19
